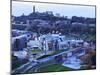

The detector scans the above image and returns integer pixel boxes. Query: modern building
[12,34,28,51]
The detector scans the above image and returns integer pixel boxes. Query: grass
[31,49,42,54]
[80,34,96,42]
[37,55,52,59]
[12,56,28,70]
[37,64,72,72]
[51,50,66,55]
[37,50,67,60]
[31,49,64,54]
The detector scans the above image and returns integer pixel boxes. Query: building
[12,34,28,51]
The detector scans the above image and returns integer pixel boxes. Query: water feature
[62,56,82,69]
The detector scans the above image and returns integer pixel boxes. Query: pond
[62,56,82,69]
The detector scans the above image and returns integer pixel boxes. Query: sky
[12,1,96,18]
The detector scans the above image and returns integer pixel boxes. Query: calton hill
[12,10,96,42]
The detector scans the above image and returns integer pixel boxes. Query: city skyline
[12,1,96,18]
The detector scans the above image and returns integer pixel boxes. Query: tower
[33,6,35,13]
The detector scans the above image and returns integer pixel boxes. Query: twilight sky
[12,1,96,18]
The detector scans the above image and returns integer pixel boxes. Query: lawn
[12,56,28,70]
[51,50,66,55]
[37,50,67,60]
[31,49,42,54]
[37,55,52,60]
[37,64,72,72]
[80,34,96,42]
